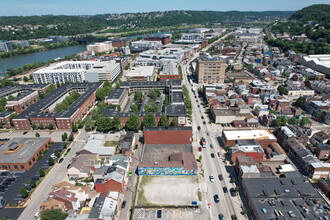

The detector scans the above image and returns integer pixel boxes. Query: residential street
[17,130,88,220]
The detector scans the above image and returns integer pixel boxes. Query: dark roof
[121,79,181,88]
[236,139,260,146]
[88,197,105,219]
[0,84,48,98]
[107,88,125,100]
[102,108,163,118]
[15,83,102,120]
[165,104,187,116]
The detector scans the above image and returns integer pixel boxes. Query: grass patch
[104,141,118,146]
[137,176,159,206]
[198,191,202,201]
[0,129,11,133]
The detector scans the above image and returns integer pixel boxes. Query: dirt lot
[143,144,192,162]
[137,176,198,206]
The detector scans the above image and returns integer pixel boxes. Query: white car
[209,174,214,182]
[34,211,40,219]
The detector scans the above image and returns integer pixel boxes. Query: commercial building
[130,40,162,53]
[196,56,227,84]
[84,61,121,82]
[0,40,13,52]
[159,62,180,81]
[222,129,277,148]
[12,82,102,130]
[144,34,171,45]
[298,55,330,77]
[241,176,330,220]
[86,41,113,53]
[32,61,97,84]
[120,79,181,93]
[126,66,155,82]
[181,33,204,41]
[106,88,128,110]
[0,137,51,171]
[286,87,315,97]
[230,140,264,162]
[112,37,130,47]
[144,127,192,145]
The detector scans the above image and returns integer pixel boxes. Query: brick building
[222,129,277,148]
[144,35,170,45]
[159,63,180,81]
[12,83,101,130]
[0,137,51,171]
[112,38,130,47]
[230,140,264,163]
[144,127,192,145]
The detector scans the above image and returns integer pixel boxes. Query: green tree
[20,187,28,198]
[23,76,28,82]
[277,85,287,95]
[55,150,60,158]
[77,119,84,129]
[68,133,74,141]
[288,117,298,125]
[159,114,169,126]
[41,208,68,220]
[48,157,54,166]
[300,117,311,127]
[39,168,45,177]
[126,113,140,131]
[275,116,287,126]
[142,113,156,127]
[61,132,67,141]
[39,123,43,129]
[48,123,53,130]
[30,179,36,188]
[199,155,202,162]
[35,132,40,137]
[134,90,143,102]
[172,117,179,127]
[131,103,138,112]
[9,113,17,126]
[72,124,78,132]
[296,96,304,107]
[96,116,111,132]
[85,116,96,131]
[111,116,121,131]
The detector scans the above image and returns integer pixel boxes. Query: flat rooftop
[144,126,192,131]
[126,66,155,78]
[107,88,125,100]
[0,137,50,164]
[223,129,276,140]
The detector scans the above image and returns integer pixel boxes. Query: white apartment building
[181,33,204,40]
[85,61,121,82]
[87,41,113,53]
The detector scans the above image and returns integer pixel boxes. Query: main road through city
[181,32,246,220]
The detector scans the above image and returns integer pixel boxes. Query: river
[0,45,86,72]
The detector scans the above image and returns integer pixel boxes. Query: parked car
[223,187,228,193]
[197,126,201,131]
[209,175,214,182]
[59,158,64,163]
[231,215,237,220]
[0,196,4,209]
[66,148,71,153]
[230,188,236,197]
[23,131,28,135]
[201,116,204,119]
[218,174,223,181]
[214,194,219,203]
[34,211,40,219]
[157,210,162,218]
[203,121,206,125]
[219,214,224,220]
[121,201,126,208]
[217,152,221,157]
[0,172,9,176]
[67,164,71,169]
[210,144,214,148]
[32,177,39,182]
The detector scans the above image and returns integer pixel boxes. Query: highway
[181,32,246,220]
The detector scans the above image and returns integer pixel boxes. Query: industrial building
[196,56,227,84]
[298,55,330,77]
[0,137,52,171]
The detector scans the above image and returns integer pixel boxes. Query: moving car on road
[209,174,214,182]
[214,194,219,203]
[211,153,215,158]
[223,187,228,193]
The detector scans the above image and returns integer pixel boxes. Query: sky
[0,0,329,16]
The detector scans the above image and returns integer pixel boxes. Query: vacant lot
[137,176,198,206]
[143,144,192,162]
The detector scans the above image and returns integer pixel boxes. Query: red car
[198,147,202,152]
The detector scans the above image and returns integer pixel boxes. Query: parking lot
[0,129,73,142]
[0,142,63,219]
[133,208,195,220]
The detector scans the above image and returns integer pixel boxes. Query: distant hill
[272,4,330,43]
[0,10,294,40]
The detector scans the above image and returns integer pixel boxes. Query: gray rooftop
[0,137,50,164]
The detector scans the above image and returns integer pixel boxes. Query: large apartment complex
[196,56,227,84]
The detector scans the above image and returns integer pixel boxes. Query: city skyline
[0,0,329,16]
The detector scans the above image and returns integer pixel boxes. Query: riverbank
[0,41,79,59]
